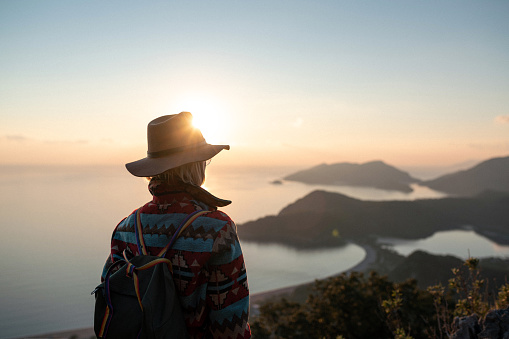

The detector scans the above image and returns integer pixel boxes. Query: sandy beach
[22,244,375,339]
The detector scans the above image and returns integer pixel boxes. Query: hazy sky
[1,0,508,168]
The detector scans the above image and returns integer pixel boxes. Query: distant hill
[387,250,509,290]
[422,156,509,196]
[238,190,509,248]
[283,161,420,192]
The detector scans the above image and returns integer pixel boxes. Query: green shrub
[251,258,509,339]
[252,272,435,338]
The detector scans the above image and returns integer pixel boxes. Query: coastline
[22,244,375,339]
[250,243,376,306]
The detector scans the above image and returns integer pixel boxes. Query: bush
[251,258,509,339]
[252,272,435,338]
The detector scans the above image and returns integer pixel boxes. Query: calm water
[0,164,505,338]
[380,229,509,259]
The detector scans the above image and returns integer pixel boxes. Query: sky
[1,0,509,170]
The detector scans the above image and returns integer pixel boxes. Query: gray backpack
[93,209,208,338]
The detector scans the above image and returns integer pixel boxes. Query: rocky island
[283,160,421,192]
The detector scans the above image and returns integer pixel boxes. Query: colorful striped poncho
[102,179,251,338]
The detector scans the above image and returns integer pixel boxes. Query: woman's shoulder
[115,203,235,234]
[203,209,234,223]
[193,209,236,234]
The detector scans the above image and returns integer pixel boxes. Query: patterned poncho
[102,179,251,338]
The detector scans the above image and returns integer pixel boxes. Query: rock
[478,306,509,339]
[450,307,509,339]
[451,314,480,339]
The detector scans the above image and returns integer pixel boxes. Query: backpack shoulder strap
[158,210,209,258]
[134,208,148,255]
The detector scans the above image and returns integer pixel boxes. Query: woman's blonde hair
[150,161,206,186]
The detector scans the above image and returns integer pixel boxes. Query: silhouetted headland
[421,155,509,196]
[283,160,421,192]
[238,190,509,248]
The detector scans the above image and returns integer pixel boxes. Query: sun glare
[172,95,230,145]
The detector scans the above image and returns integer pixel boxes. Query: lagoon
[379,229,509,259]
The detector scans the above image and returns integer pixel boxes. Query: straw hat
[125,112,229,177]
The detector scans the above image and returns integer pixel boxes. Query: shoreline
[250,243,376,306]
[22,244,376,339]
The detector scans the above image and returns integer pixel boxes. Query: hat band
[147,141,207,158]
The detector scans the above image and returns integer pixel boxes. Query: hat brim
[125,144,229,177]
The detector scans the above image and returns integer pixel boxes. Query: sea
[1,164,508,339]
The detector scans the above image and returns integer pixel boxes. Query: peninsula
[238,190,509,248]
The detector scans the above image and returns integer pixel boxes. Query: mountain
[237,190,509,248]
[422,156,509,196]
[283,161,421,193]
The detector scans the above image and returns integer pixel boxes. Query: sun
[172,95,230,145]
[192,110,224,144]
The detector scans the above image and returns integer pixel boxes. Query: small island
[283,160,421,193]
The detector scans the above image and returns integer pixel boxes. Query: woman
[101,112,251,338]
